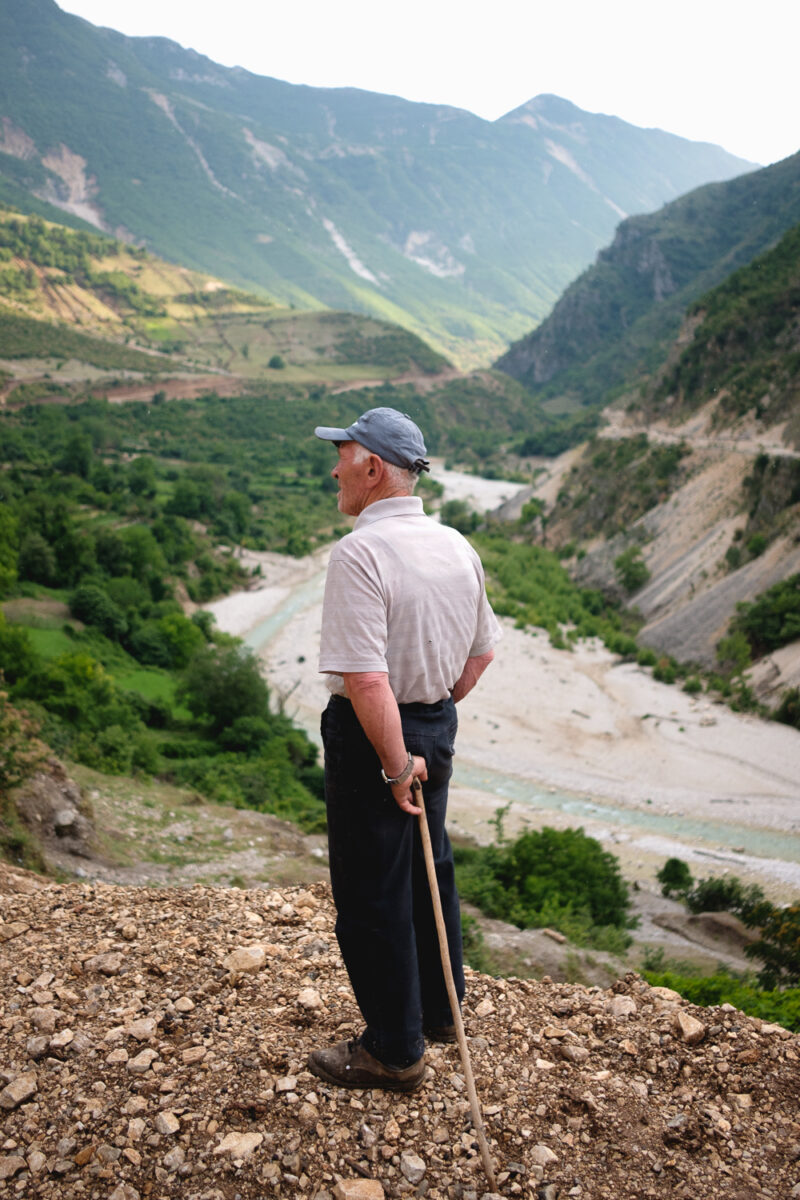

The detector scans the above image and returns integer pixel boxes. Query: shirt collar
[353,495,424,530]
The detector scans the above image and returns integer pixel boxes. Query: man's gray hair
[352,442,419,493]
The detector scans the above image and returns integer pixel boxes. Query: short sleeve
[318,550,390,675]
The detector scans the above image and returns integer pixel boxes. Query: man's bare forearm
[343,671,407,776]
[451,649,495,703]
[342,671,427,815]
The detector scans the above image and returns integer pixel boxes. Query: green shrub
[684,875,765,916]
[454,820,632,945]
[177,643,270,735]
[614,546,651,593]
[657,857,694,898]
[775,687,800,730]
[653,656,677,684]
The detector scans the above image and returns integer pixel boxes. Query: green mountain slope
[650,222,800,437]
[0,0,753,367]
[494,151,800,425]
[0,208,450,392]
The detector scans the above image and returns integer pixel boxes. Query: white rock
[27,1150,47,1174]
[213,1131,263,1159]
[108,1187,140,1200]
[400,1151,426,1184]
[608,995,637,1019]
[0,1072,38,1110]
[127,1118,146,1141]
[297,987,323,1010]
[650,986,683,1004]
[127,1048,159,1074]
[126,1017,158,1041]
[222,945,267,974]
[530,1144,558,1166]
[333,1181,385,1199]
[85,951,123,976]
[155,1111,180,1135]
[163,1145,185,1171]
[475,998,495,1018]
[673,1010,705,1045]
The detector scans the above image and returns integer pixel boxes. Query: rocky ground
[1,866,799,1200]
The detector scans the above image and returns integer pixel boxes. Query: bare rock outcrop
[9,758,95,866]
[1,878,798,1198]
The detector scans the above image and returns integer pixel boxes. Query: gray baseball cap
[315,406,430,473]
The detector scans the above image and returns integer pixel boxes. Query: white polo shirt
[319,496,501,704]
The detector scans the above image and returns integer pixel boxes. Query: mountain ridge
[0,0,754,365]
[494,150,800,416]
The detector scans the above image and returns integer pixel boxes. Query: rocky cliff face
[1,874,798,1198]
[495,152,800,403]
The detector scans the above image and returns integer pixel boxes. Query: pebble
[213,1131,264,1159]
[400,1151,426,1183]
[0,1155,26,1180]
[181,1045,206,1064]
[608,995,637,1019]
[673,1010,706,1045]
[85,951,124,975]
[126,1016,158,1040]
[0,1072,38,1110]
[127,1048,159,1074]
[333,1182,385,1199]
[222,944,267,973]
[155,1110,180,1135]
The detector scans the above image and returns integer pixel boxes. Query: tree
[0,507,18,594]
[17,533,56,585]
[70,584,128,640]
[178,643,271,734]
[657,857,694,898]
[128,456,158,498]
[60,432,93,479]
[684,875,764,916]
[743,899,800,988]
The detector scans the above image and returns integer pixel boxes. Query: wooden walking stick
[413,777,498,1193]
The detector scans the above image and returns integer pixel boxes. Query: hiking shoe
[308,1039,425,1092]
[424,1023,457,1044]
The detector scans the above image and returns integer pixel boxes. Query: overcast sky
[57,0,799,167]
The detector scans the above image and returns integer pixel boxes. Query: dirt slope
[1,873,799,1199]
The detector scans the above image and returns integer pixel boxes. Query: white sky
[56,0,800,167]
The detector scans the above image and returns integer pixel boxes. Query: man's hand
[390,755,428,815]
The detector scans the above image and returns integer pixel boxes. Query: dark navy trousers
[321,693,465,1068]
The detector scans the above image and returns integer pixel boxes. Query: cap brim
[314,425,352,442]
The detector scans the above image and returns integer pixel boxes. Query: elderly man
[309,406,500,1092]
